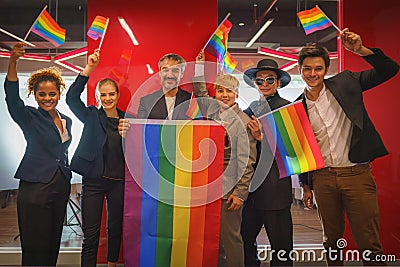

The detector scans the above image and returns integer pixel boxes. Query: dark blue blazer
[137,87,191,119]
[299,48,399,187]
[4,79,72,183]
[66,75,125,179]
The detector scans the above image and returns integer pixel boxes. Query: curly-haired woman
[4,42,72,266]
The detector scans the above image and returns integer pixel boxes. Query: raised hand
[11,42,25,61]
[196,49,205,64]
[81,49,100,76]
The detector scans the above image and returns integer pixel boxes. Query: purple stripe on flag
[124,123,144,266]
[259,115,287,178]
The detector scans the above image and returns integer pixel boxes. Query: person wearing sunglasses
[241,59,294,266]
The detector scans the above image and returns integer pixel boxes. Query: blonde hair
[27,67,65,96]
[214,74,239,92]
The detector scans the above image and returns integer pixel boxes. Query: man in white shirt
[299,28,399,265]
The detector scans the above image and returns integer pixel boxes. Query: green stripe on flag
[273,111,301,173]
[156,125,176,267]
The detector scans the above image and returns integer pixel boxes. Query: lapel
[154,89,168,119]
[324,78,363,130]
[172,87,183,120]
[38,107,62,138]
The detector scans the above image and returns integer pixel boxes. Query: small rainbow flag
[205,18,238,74]
[297,6,333,35]
[123,120,225,267]
[31,9,66,47]
[87,15,108,40]
[186,93,203,120]
[258,101,324,178]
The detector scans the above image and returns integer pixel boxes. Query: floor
[0,188,324,266]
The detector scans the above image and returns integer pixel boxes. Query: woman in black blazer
[66,49,125,267]
[4,42,72,266]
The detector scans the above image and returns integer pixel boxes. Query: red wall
[87,0,217,263]
[342,0,400,255]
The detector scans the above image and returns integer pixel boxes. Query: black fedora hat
[243,59,291,88]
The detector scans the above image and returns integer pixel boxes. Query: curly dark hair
[26,67,65,96]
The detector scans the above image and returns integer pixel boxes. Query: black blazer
[66,75,125,179]
[137,87,191,119]
[244,94,293,210]
[4,79,72,183]
[300,48,399,187]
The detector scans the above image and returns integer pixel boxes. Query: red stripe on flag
[293,103,324,169]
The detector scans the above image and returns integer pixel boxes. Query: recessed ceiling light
[238,22,245,26]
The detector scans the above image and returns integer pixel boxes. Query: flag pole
[316,5,341,33]
[24,5,48,40]
[98,18,110,50]
[0,28,36,47]
[201,12,231,50]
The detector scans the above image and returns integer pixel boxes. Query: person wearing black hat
[241,59,294,266]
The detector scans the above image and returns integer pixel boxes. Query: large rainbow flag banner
[123,119,225,267]
[31,9,66,47]
[258,101,324,178]
[297,6,333,35]
[87,15,108,40]
[205,18,238,74]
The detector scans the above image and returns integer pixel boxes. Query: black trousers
[241,205,293,267]
[17,168,70,266]
[81,178,124,267]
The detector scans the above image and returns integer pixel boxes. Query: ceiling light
[238,22,245,26]
[258,47,298,61]
[54,47,87,62]
[54,60,83,73]
[245,18,274,48]
[118,17,139,46]
[0,51,51,61]
[146,64,154,74]
[280,61,298,71]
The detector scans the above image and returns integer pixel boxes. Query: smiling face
[299,57,328,91]
[34,81,60,112]
[254,70,280,98]
[159,59,184,91]
[99,81,120,111]
[215,86,237,109]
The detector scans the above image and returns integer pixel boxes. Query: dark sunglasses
[255,77,277,85]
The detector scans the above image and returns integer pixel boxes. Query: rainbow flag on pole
[297,6,333,35]
[259,101,324,178]
[31,9,66,47]
[87,15,108,40]
[205,17,238,74]
[123,120,225,267]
